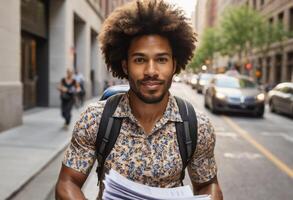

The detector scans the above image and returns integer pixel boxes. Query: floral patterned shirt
[63,93,217,198]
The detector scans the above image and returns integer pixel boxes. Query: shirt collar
[112,93,183,123]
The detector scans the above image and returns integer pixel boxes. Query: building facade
[193,0,208,42]
[248,0,293,85]
[213,0,293,84]
[0,0,130,132]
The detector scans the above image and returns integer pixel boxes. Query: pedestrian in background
[74,69,86,107]
[58,68,79,130]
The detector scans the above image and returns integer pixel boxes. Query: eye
[134,57,145,64]
[157,57,168,64]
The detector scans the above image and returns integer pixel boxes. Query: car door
[279,87,293,114]
[271,87,283,111]
[278,87,292,113]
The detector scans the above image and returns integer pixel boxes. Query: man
[55,1,223,199]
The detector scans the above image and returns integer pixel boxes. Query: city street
[10,82,293,200]
[1,0,293,200]
[171,82,293,200]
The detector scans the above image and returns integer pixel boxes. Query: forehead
[128,35,172,55]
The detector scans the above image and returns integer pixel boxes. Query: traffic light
[245,63,252,70]
[255,69,262,79]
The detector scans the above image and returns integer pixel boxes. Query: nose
[144,59,157,77]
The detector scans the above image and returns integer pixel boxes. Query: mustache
[138,77,165,84]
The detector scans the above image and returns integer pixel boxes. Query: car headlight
[191,79,197,85]
[199,80,206,85]
[216,92,226,99]
[256,93,265,101]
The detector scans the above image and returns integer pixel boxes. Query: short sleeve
[62,102,105,175]
[187,112,217,184]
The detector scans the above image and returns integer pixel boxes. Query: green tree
[188,27,220,71]
[219,5,263,67]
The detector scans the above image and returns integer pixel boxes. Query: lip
[141,81,162,89]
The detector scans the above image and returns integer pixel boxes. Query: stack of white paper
[103,169,211,200]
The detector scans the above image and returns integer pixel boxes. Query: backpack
[95,93,198,185]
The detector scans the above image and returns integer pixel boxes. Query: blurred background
[0,0,292,200]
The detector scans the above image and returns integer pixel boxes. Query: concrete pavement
[0,103,90,200]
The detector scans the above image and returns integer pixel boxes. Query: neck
[128,91,169,124]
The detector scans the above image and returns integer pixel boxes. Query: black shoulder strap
[95,93,123,184]
[174,96,197,184]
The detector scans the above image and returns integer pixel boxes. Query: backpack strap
[95,93,124,185]
[174,96,197,185]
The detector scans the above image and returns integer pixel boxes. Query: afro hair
[98,0,197,79]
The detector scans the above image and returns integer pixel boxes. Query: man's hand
[55,165,88,200]
[192,177,223,200]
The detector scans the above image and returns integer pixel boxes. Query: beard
[128,75,173,104]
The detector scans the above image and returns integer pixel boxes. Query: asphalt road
[12,82,293,200]
[170,82,293,200]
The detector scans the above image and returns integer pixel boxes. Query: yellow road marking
[223,116,293,179]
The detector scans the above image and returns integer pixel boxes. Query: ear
[172,59,177,75]
[122,60,128,75]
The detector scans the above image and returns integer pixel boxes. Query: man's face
[123,35,176,104]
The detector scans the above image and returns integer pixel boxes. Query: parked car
[268,82,293,117]
[196,73,214,93]
[204,74,265,117]
[100,84,129,100]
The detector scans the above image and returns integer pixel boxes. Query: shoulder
[74,100,106,138]
[78,100,106,124]
[196,111,214,132]
[195,111,216,153]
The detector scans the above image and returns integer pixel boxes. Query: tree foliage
[188,27,220,70]
[188,5,292,71]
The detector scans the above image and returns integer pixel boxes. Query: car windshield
[216,77,256,88]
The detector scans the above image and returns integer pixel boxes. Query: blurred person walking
[58,68,79,129]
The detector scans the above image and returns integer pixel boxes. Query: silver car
[268,82,293,117]
[196,73,214,94]
[204,74,265,117]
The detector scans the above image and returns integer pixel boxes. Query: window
[260,0,264,6]
[269,17,274,26]
[287,52,293,81]
[280,87,293,94]
[278,12,284,25]
[253,0,257,9]
[290,7,293,32]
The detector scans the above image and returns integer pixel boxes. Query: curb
[5,140,70,200]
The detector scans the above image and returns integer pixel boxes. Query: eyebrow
[130,52,172,57]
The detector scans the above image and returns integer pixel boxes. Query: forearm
[55,181,86,200]
[198,182,223,200]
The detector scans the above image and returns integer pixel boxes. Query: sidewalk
[0,101,93,200]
